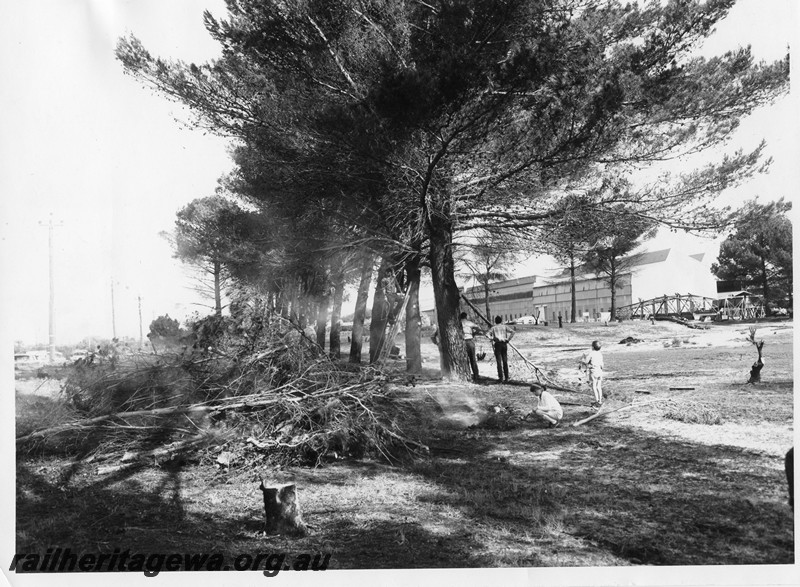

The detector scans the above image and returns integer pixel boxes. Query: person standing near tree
[487,315,515,382]
[460,312,481,381]
[580,340,605,409]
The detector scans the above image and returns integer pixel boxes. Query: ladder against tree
[377,288,413,366]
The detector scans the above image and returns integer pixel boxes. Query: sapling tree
[458,232,520,322]
[172,196,257,316]
[581,209,657,317]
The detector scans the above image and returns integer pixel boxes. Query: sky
[0,0,797,347]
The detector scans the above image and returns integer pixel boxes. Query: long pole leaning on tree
[459,292,581,393]
[111,279,117,339]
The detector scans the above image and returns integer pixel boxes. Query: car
[14,350,67,369]
[70,349,89,362]
[516,315,537,325]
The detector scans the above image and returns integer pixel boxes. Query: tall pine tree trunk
[278,280,290,319]
[315,295,328,350]
[369,258,390,364]
[404,255,422,374]
[213,260,222,316]
[428,218,470,381]
[329,271,345,359]
[483,280,491,322]
[266,290,275,318]
[288,279,300,325]
[349,253,373,364]
[609,262,618,317]
[569,255,577,323]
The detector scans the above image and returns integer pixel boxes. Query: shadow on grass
[15,457,493,570]
[15,406,794,569]
[409,420,794,566]
[15,424,794,570]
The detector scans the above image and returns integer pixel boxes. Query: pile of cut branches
[17,315,425,468]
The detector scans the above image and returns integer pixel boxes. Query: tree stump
[747,341,764,384]
[259,481,308,536]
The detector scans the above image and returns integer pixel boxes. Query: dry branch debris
[571,399,675,427]
[18,316,424,467]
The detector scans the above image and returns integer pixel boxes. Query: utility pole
[138,295,144,349]
[111,279,117,339]
[39,214,62,363]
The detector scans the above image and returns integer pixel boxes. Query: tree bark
[748,341,764,383]
[298,285,311,329]
[278,279,290,320]
[483,279,491,322]
[266,290,274,319]
[609,260,618,317]
[213,260,222,316]
[428,218,470,381]
[349,253,373,363]
[315,295,329,350]
[288,279,300,325]
[329,271,345,359]
[369,258,390,363]
[569,255,577,323]
[404,255,422,374]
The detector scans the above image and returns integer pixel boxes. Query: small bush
[663,406,722,425]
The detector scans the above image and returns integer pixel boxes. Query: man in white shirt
[487,316,515,382]
[530,382,563,428]
[459,312,481,381]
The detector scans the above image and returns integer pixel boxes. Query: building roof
[463,274,538,296]
[633,249,671,266]
[719,290,757,298]
[549,248,671,279]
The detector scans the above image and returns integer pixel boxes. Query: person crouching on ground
[487,315,514,383]
[580,340,605,409]
[530,382,563,428]
[459,312,481,381]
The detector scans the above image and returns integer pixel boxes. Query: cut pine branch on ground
[17,317,426,467]
[571,399,676,427]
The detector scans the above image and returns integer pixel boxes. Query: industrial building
[460,247,719,323]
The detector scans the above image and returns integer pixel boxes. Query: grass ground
[14,319,794,575]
